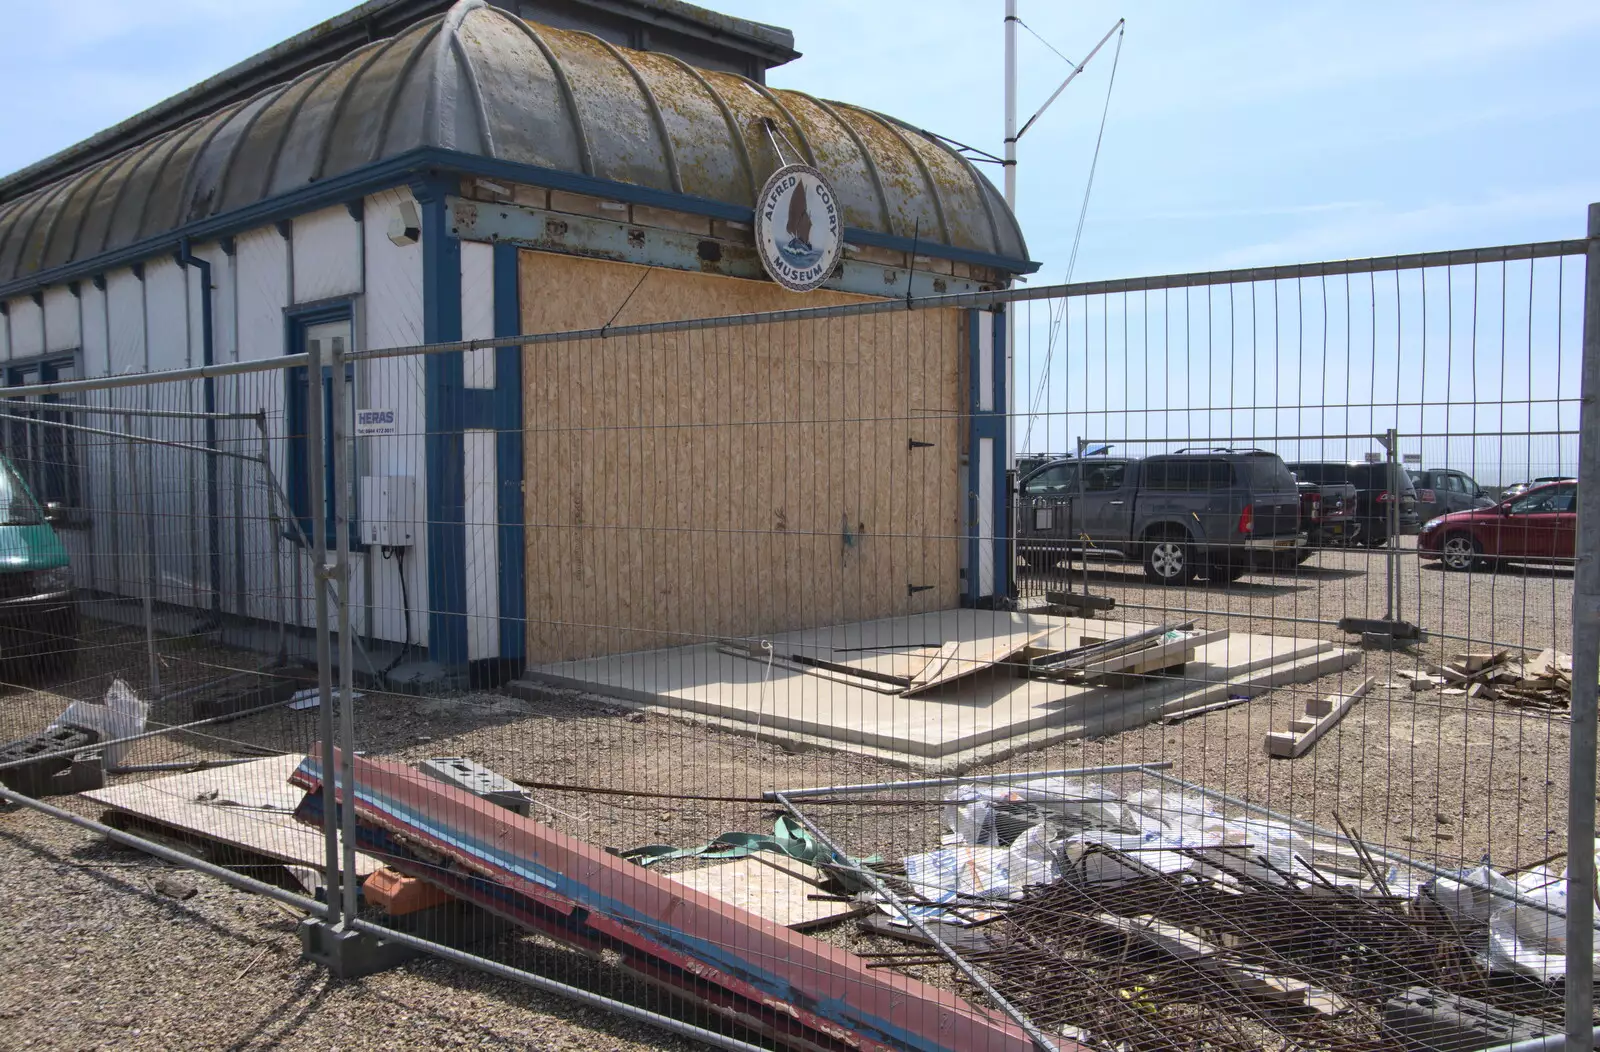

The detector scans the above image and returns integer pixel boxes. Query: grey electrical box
[418,757,532,816]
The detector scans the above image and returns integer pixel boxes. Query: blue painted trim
[284,300,361,549]
[493,240,526,662]
[964,309,982,605]
[990,308,1010,598]
[418,176,468,666]
[961,308,1009,603]
[0,146,1036,301]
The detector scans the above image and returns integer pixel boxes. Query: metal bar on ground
[1138,766,1600,926]
[772,791,1058,1052]
[767,761,1173,801]
[0,782,775,1052]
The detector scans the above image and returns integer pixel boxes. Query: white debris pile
[885,774,1587,982]
[1424,861,1595,980]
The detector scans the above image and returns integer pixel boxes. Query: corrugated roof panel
[470,16,593,176]
[782,92,892,237]
[633,50,752,202]
[321,23,439,176]
[0,0,1028,288]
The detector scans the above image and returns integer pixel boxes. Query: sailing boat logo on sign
[755,164,842,292]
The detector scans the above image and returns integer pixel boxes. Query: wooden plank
[715,646,905,695]
[907,641,960,688]
[901,632,1050,697]
[82,754,379,876]
[1265,676,1376,759]
[663,855,860,931]
[1079,629,1229,676]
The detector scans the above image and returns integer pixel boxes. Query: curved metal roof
[0,0,1027,287]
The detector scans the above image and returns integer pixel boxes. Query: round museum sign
[754,164,842,293]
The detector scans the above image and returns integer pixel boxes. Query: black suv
[1285,461,1421,546]
[1015,450,1304,584]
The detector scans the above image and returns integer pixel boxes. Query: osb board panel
[662,855,854,930]
[521,252,964,663]
[83,755,379,876]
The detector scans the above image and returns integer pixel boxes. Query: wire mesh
[0,229,1592,1052]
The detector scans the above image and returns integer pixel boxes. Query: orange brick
[363,866,450,915]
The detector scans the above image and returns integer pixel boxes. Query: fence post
[329,334,360,926]
[1387,428,1401,621]
[123,413,158,692]
[305,336,341,929]
[1568,204,1600,1048]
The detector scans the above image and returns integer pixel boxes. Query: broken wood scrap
[1264,676,1375,758]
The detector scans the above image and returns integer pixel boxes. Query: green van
[0,452,76,676]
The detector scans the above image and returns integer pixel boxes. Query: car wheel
[1295,547,1315,565]
[1439,533,1481,572]
[1143,532,1197,585]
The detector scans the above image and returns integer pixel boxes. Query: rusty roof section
[0,0,1027,286]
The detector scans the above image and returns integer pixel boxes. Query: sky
[0,0,1593,479]
[2,0,1596,281]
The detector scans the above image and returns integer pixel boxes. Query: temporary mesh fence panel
[0,227,1594,1052]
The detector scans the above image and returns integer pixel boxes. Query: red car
[1418,480,1578,571]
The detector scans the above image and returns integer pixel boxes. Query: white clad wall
[75,280,111,593]
[3,187,436,657]
[9,296,43,357]
[292,206,362,303]
[460,240,495,389]
[361,188,428,647]
[235,228,287,364]
[42,287,79,353]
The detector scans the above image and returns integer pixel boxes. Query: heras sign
[754,164,842,293]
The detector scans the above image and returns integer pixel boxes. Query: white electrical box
[358,475,417,547]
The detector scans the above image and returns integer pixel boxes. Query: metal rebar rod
[766,761,1172,801]
[1137,766,1600,928]
[1564,200,1600,1049]
[771,792,1056,1051]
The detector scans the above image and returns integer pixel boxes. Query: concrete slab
[522,610,1360,767]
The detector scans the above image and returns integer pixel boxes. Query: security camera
[387,200,421,247]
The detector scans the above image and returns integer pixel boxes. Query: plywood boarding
[662,855,857,930]
[82,755,379,876]
[520,251,965,663]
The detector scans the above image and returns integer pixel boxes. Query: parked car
[1502,476,1573,501]
[1015,449,1304,585]
[1408,468,1493,523]
[1419,480,1578,571]
[1284,461,1421,546]
[0,452,77,676]
[1292,476,1359,560]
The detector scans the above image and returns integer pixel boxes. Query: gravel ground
[0,546,1580,1049]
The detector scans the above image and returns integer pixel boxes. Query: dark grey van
[1015,451,1304,584]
